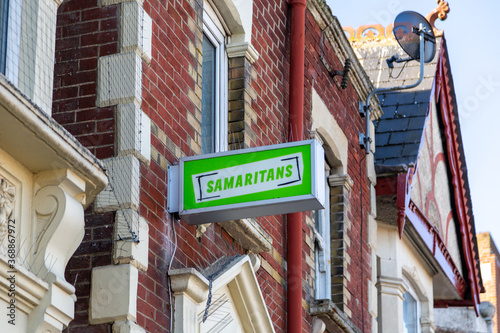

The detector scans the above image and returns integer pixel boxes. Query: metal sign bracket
[167,165,179,213]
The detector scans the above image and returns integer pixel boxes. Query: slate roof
[352,37,441,166]
[374,90,431,165]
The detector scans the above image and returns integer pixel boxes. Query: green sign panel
[168,140,325,225]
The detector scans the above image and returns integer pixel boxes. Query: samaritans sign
[168,140,325,225]
[192,153,303,203]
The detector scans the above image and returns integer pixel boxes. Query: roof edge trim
[435,36,482,315]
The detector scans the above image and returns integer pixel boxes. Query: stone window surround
[200,0,260,154]
[314,157,355,303]
[209,0,258,64]
[401,267,433,333]
[310,89,353,314]
[310,90,364,330]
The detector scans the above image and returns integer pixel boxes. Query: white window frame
[314,168,331,300]
[402,282,422,333]
[202,5,228,153]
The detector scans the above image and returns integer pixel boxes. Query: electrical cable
[167,214,178,333]
[389,60,409,79]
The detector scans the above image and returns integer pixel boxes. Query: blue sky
[326,0,500,244]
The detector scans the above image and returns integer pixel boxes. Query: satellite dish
[360,11,438,156]
[393,11,436,63]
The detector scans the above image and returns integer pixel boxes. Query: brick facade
[227,56,258,150]
[53,0,118,160]
[54,0,372,332]
[478,232,500,333]
[303,8,371,328]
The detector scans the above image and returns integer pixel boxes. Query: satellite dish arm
[359,24,426,153]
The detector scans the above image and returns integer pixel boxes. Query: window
[315,169,331,300]
[0,0,20,84]
[0,0,7,74]
[403,288,421,333]
[201,5,228,154]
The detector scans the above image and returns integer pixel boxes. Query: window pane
[314,172,331,300]
[0,0,8,74]
[403,291,418,333]
[314,209,321,234]
[201,34,216,154]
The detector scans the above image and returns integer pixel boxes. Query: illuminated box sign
[167,140,325,225]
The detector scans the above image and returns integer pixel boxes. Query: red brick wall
[139,0,252,330]
[250,0,290,146]
[303,8,371,331]
[54,0,371,332]
[140,0,294,331]
[53,0,118,160]
[140,0,198,328]
[241,0,290,331]
[478,233,500,333]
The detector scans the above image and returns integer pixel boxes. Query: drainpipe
[288,0,306,332]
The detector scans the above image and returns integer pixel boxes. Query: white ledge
[226,41,259,64]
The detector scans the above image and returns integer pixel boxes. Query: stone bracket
[219,218,272,253]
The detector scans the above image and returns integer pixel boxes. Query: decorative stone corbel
[226,41,259,64]
[310,130,324,145]
[33,170,86,284]
[27,170,87,332]
[328,174,354,192]
[219,218,272,253]
[312,317,326,333]
[34,184,84,283]
[196,223,211,238]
